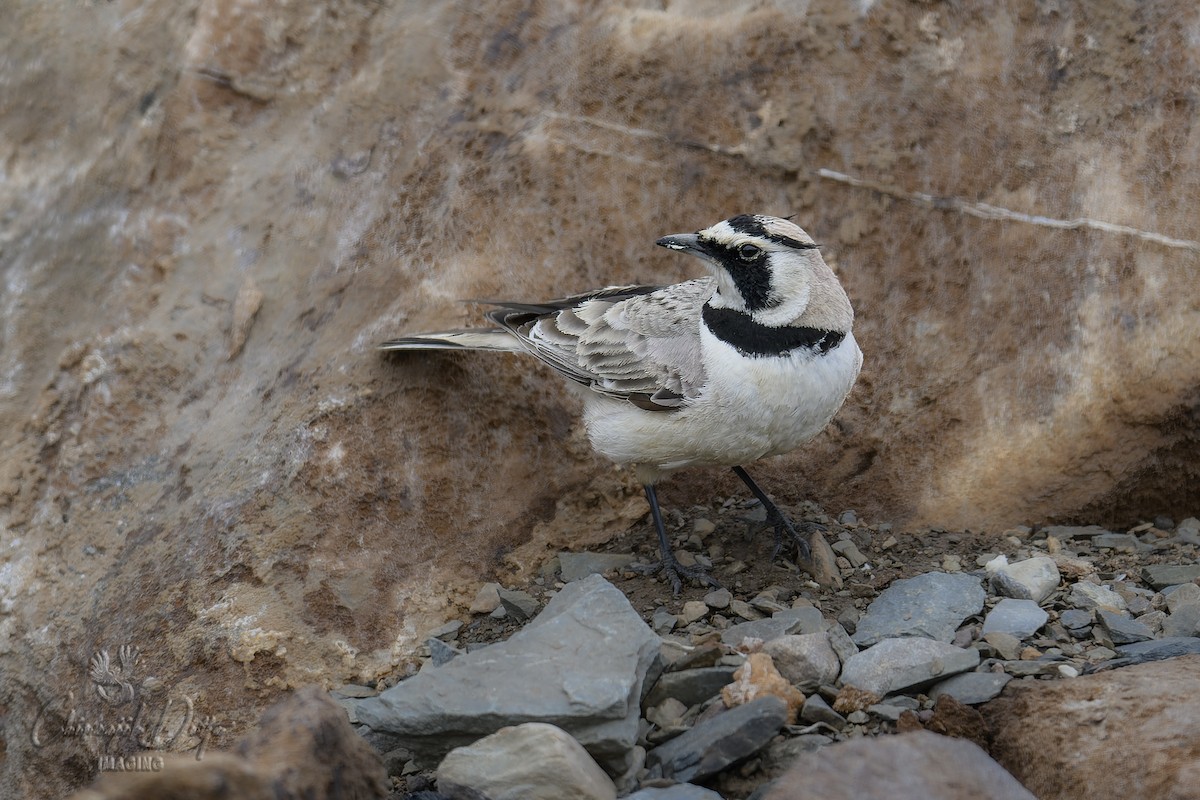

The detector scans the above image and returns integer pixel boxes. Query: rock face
[983,655,1200,800]
[3,3,1200,798]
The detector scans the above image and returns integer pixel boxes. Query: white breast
[582,327,862,482]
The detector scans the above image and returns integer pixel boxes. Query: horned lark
[380,215,862,594]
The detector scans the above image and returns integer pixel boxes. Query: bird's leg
[632,484,720,595]
[731,466,822,563]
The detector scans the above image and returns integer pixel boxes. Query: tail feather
[378,328,519,352]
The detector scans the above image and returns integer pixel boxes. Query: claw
[732,465,820,566]
[640,483,721,596]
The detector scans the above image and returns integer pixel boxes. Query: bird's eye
[737,243,761,261]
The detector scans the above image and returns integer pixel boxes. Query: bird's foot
[765,508,824,565]
[632,553,720,596]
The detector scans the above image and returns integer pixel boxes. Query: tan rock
[721,653,804,725]
[984,655,1200,800]
[69,687,386,800]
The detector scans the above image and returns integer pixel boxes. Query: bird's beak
[655,233,703,253]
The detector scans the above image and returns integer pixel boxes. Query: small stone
[1001,660,1056,677]
[983,632,1023,661]
[1096,608,1155,644]
[929,671,1012,704]
[1057,664,1079,678]
[644,666,739,709]
[470,582,503,614]
[1162,603,1200,638]
[852,572,986,647]
[990,556,1061,604]
[559,552,637,582]
[839,638,980,696]
[703,588,732,610]
[941,554,963,572]
[1141,564,1200,590]
[831,540,869,568]
[1136,610,1167,634]
[838,510,859,526]
[497,587,541,621]
[880,535,898,550]
[678,600,708,625]
[729,599,764,621]
[721,653,805,724]
[437,722,616,800]
[1059,609,1093,630]
[693,517,717,536]
[427,637,463,667]
[645,697,689,730]
[798,694,846,729]
[652,607,679,634]
[1067,582,1127,612]
[825,623,859,666]
[762,633,841,693]
[982,599,1049,639]
[1165,583,1200,613]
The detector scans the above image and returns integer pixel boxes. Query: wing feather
[483,280,713,411]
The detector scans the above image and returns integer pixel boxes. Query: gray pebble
[839,638,980,696]
[1096,608,1155,644]
[1162,603,1200,638]
[852,572,985,647]
[929,671,1012,704]
[982,599,1048,638]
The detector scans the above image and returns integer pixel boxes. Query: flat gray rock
[721,606,825,647]
[1114,637,1200,665]
[436,722,616,800]
[1096,609,1155,644]
[982,599,1049,638]
[497,587,541,621]
[840,638,980,696]
[356,575,660,772]
[559,551,637,582]
[1142,564,1200,590]
[644,666,738,709]
[852,572,985,647]
[645,696,788,784]
[1066,582,1126,611]
[929,671,1012,704]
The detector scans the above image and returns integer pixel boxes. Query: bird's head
[656,214,853,332]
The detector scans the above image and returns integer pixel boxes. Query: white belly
[583,329,862,482]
